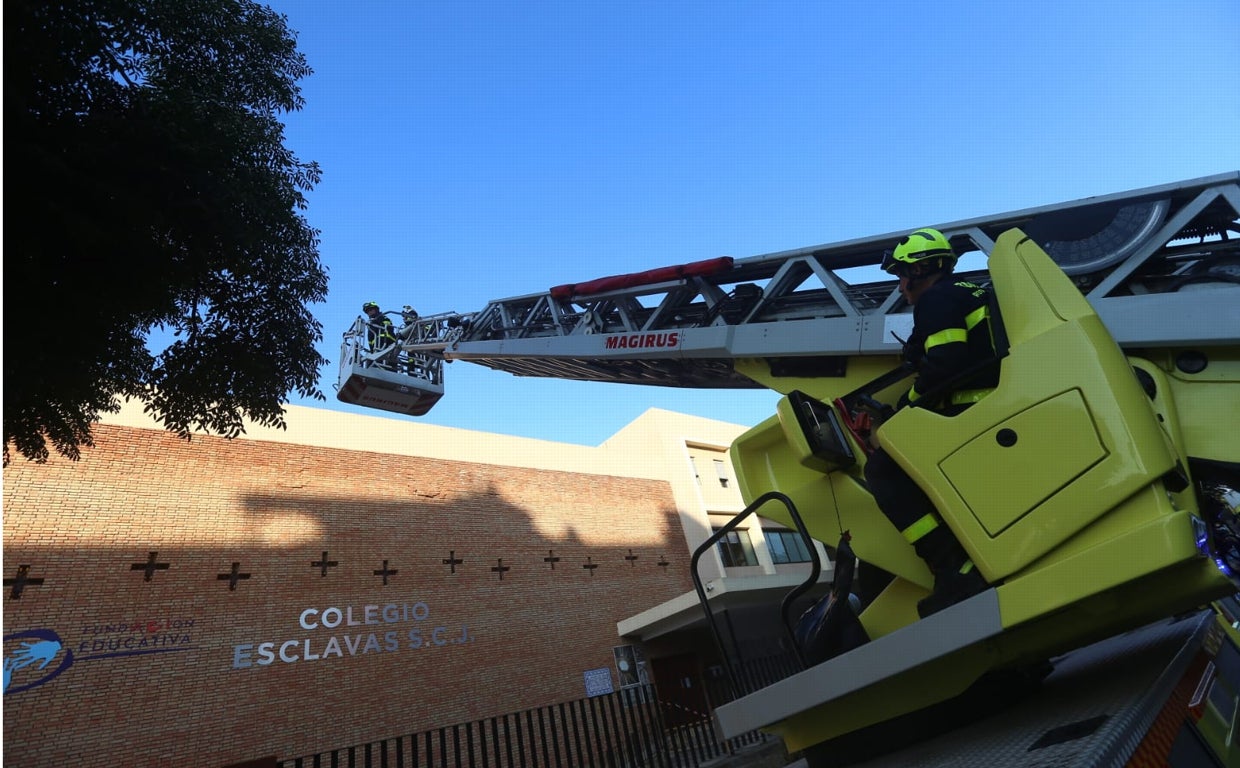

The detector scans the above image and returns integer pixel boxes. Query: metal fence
[279,682,771,768]
[703,648,804,706]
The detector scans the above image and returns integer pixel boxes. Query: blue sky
[264,0,1240,445]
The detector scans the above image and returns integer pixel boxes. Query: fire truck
[338,172,1240,766]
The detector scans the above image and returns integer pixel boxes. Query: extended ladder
[338,172,1240,413]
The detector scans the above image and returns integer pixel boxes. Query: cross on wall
[130,552,170,582]
[491,558,510,580]
[217,563,251,591]
[544,550,561,570]
[311,552,339,577]
[373,560,399,586]
[4,565,45,599]
[442,551,464,574]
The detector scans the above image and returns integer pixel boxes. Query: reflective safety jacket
[367,316,398,350]
[905,279,998,408]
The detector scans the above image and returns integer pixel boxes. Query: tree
[4,0,329,464]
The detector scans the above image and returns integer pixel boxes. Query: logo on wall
[3,617,197,696]
[3,629,73,695]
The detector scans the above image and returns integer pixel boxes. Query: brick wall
[2,422,693,767]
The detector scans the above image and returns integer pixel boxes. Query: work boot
[913,526,988,618]
[917,562,987,617]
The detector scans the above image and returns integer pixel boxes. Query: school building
[2,401,831,767]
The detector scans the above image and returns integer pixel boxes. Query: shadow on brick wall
[2,423,701,767]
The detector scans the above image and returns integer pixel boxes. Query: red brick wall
[3,423,693,767]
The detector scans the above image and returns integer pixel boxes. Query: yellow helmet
[882,228,956,274]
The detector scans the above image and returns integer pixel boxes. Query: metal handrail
[690,491,822,693]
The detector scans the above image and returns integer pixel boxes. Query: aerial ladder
[338,172,1240,766]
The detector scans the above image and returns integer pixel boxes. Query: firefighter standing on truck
[866,228,998,617]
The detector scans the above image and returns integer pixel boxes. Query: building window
[714,527,757,567]
[713,459,729,488]
[766,529,813,564]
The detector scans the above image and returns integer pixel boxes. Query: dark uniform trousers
[864,447,936,536]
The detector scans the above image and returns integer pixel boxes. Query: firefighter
[867,228,997,617]
[362,301,400,369]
